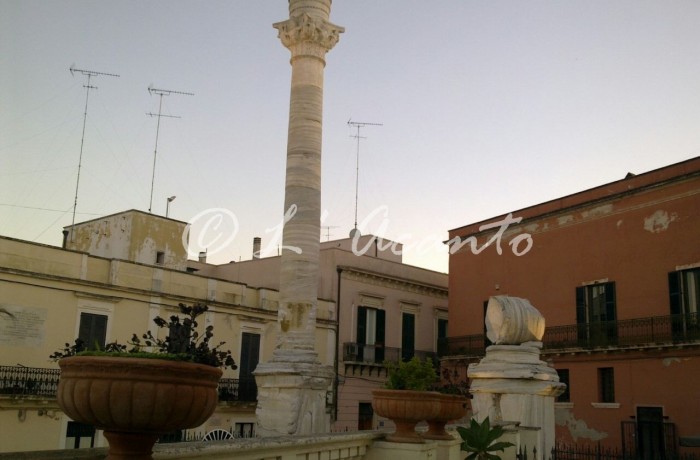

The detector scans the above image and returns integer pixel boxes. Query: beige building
[0,211,447,453]
[194,233,449,431]
[0,210,335,453]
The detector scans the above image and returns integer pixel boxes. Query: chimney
[253,237,261,260]
[198,251,207,263]
[62,230,70,249]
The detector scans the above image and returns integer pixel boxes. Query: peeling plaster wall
[66,211,188,271]
[67,213,132,261]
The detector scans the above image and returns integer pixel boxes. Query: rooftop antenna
[347,119,382,237]
[68,65,119,242]
[146,85,194,213]
[322,225,340,241]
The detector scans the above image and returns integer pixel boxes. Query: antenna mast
[347,119,382,236]
[146,85,194,213]
[68,66,119,242]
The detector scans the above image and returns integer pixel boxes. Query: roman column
[254,0,344,436]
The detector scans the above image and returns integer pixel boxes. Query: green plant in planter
[432,367,470,396]
[50,302,236,369]
[384,356,438,391]
[457,416,514,460]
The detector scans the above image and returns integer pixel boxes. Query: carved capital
[274,13,344,59]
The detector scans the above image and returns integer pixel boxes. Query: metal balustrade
[0,366,257,403]
[0,365,60,398]
[342,342,437,365]
[440,312,700,358]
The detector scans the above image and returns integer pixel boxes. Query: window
[238,332,260,401]
[576,282,617,346]
[234,422,255,438]
[669,268,700,315]
[357,306,385,363]
[401,312,415,361]
[78,312,107,351]
[669,268,700,341]
[556,369,570,403]
[66,421,95,449]
[598,367,615,403]
[156,251,165,265]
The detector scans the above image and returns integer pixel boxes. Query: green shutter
[357,307,367,344]
[669,272,681,315]
[605,282,617,321]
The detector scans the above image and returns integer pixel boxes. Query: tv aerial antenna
[146,85,194,213]
[68,65,120,242]
[322,225,340,241]
[347,119,382,237]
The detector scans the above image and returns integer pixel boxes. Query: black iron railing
[218,377,257,402]
[0,365,60,398]
[440,312,700,357]
[0,365,257,403]
[342,342,437,365]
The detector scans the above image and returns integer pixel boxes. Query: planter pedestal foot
[103,431,160,460]
[423,420,455,440]
[386,420,424,443]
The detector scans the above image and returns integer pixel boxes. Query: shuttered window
[78,313,107,351]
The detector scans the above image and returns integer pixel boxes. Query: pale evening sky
[2,1,699,273]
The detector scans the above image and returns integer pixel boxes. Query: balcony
[342,342,437,376]
[0,365,257,408]
[440,312,700,358]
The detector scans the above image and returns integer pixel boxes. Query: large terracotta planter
[57,356,222,460]
[371,389,442,443]
[423,394,470,440]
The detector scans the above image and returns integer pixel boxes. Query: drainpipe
[334,267,343,422]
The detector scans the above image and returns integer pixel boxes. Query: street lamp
[166,196,176,218]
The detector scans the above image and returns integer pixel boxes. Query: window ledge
[555,402,574,409]
[591,402,620,409]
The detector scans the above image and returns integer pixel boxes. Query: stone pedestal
[255,361,334,437]
[365,438,460,460]
[468,342,565,459]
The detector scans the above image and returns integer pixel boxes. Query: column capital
[274,13,344,59]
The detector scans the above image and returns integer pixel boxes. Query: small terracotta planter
[57,356,222,460]
[371,389,442,443]
[423,393,470,440]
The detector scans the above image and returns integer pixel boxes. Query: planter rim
[58,355,222,385]
[372,388,442,398]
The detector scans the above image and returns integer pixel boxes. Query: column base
[254,361,334,436]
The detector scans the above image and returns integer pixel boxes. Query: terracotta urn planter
[371,388,442,443]
[57,355,222,460]
[423,393,470,440]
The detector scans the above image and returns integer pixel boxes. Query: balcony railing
[0,366,257,403]
[0,365,60,398]
[342,342,437,365]
[218,377,257,402]
[440,312,700,358]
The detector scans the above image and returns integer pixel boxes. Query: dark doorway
[637,406,665,460]
[358,402,374,430]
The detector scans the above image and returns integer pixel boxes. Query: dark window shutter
[376,309,386,345]
[605,282,617,321]
[357,307,367,344]
[401,313,415,361]
[79,313,107,351]
[575,287,586,324]
[668,272,681,315]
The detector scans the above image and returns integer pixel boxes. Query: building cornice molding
[338,265,448,299]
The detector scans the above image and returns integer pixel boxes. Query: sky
[2,1,699,273]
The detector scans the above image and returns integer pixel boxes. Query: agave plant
[456,416,515,460]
